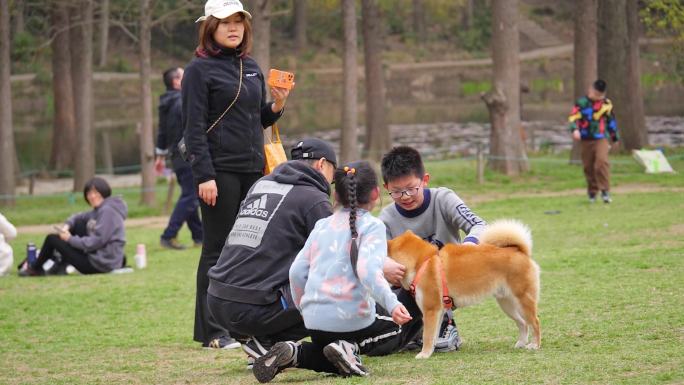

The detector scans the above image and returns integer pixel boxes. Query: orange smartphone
[267,69,295,90]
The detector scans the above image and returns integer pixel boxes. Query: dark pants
[194,171,262,345]
[298,289,424,374]
[581,138,611,195]
[33,221,100,274]
[161,157,203,242]
[207,292,309,343]
[209,287,423,373]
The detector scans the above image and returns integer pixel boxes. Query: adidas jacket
[207,161,333,305]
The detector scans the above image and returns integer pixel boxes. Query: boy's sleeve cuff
[463,236,479,244]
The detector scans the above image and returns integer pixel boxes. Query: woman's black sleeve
[182,62,216,184]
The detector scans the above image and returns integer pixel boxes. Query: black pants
[207,291,309,343]
[297,289,423,374]
[33,220,100,274]
[194,171,262,344]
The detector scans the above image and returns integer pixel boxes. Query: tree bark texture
[570,0,597,162]
[340,0,358,164]
[361,0,390,163]
[70,0,96,192]
[0,0,16,206]
[50,3,77,171]
[483,0,528,175]
[139,0,156,205]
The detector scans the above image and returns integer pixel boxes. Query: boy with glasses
[379,146,487,352]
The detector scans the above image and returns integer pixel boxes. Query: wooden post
[477,142,485,184]
[163,175,176,215]
[29,173,35,195]
[529,126,536,152]
[101,130,113,174]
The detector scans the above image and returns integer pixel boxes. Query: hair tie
[344,166,356,175]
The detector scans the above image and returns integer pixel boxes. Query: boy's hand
[383,258,406,286]
[391,304,412,325]
[572,129,581,141]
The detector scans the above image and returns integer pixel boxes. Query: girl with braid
[252,161,415,382]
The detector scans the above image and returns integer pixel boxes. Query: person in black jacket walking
[184,0,290,349]
[154,67,203,250]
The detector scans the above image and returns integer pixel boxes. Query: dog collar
[409,255,454,310]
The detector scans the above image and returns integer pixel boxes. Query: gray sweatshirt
[65,196,128,272]
[379,187,486,246]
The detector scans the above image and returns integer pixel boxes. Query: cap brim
[195,10,252,23]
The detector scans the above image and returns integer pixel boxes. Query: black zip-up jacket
[155,89,183,157]
[207,161,333,305]
[182,48,283,184]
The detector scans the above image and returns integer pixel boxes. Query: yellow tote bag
[264,124,288,175]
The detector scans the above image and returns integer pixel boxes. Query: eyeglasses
[388,184,422,199]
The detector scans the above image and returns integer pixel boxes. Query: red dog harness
[408,255,455,310]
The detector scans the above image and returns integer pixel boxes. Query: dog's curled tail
[479,219,532,257]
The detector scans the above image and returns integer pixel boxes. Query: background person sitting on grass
[18,177,128,276]
[0,212,17,276]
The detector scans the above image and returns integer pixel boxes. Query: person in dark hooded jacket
[207,139,336,361]
[154,67,203,250]
[19,177,128,276]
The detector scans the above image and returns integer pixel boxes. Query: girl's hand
[391,304,412,326]
[198,180,218,206]
[271,86,291,112]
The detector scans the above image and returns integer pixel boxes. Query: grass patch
[1,152,683,384]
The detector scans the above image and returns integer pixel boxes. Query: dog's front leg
[416,308,442,359]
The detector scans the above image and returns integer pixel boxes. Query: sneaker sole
[323,344,368,377]
[253,342,293,383]
[203,342,241,350]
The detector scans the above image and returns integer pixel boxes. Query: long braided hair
[334,161,377,277]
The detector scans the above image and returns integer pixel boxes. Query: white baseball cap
[196,0,252,23]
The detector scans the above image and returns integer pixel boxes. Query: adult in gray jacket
[19,177,128,276]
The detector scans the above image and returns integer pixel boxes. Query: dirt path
[15,183,683,235]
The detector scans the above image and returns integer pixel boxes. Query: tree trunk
[482,0,528,175]
[0,0,16,206]
[412,0,425,37]
[50,3,76,171]
[361,0,389,163]
[625,0,648,148]
[570,0,597,163]
[71,1,95,192]
[340,0,358,164]
[250,0,271,74]
[294,0,307,52]
[12,0,24,35]
[98,0,110,68]
[464,0,475,30]
[138,0,155,205]
[598,0,647,151]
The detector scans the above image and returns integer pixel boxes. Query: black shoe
[204,336,241,350]
[243,337,273,370]
[160,238,186,250]
[18,261,44,277]
[323,340,368,377]
[253,341,299,383]
[588,192,597,204]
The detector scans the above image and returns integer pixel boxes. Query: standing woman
[183,0,290,349]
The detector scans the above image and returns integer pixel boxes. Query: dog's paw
[525,343,539,350]
[415,351,433,359]
[514,341,527,349]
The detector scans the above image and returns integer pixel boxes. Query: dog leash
[408,255,455,312]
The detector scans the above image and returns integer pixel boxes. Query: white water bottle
[134,243,147,269]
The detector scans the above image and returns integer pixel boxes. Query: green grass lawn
[1,152,683,384]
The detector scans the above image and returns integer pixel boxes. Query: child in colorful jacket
[569,79,619,203]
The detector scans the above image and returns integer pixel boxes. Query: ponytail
[344,166,360,278]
